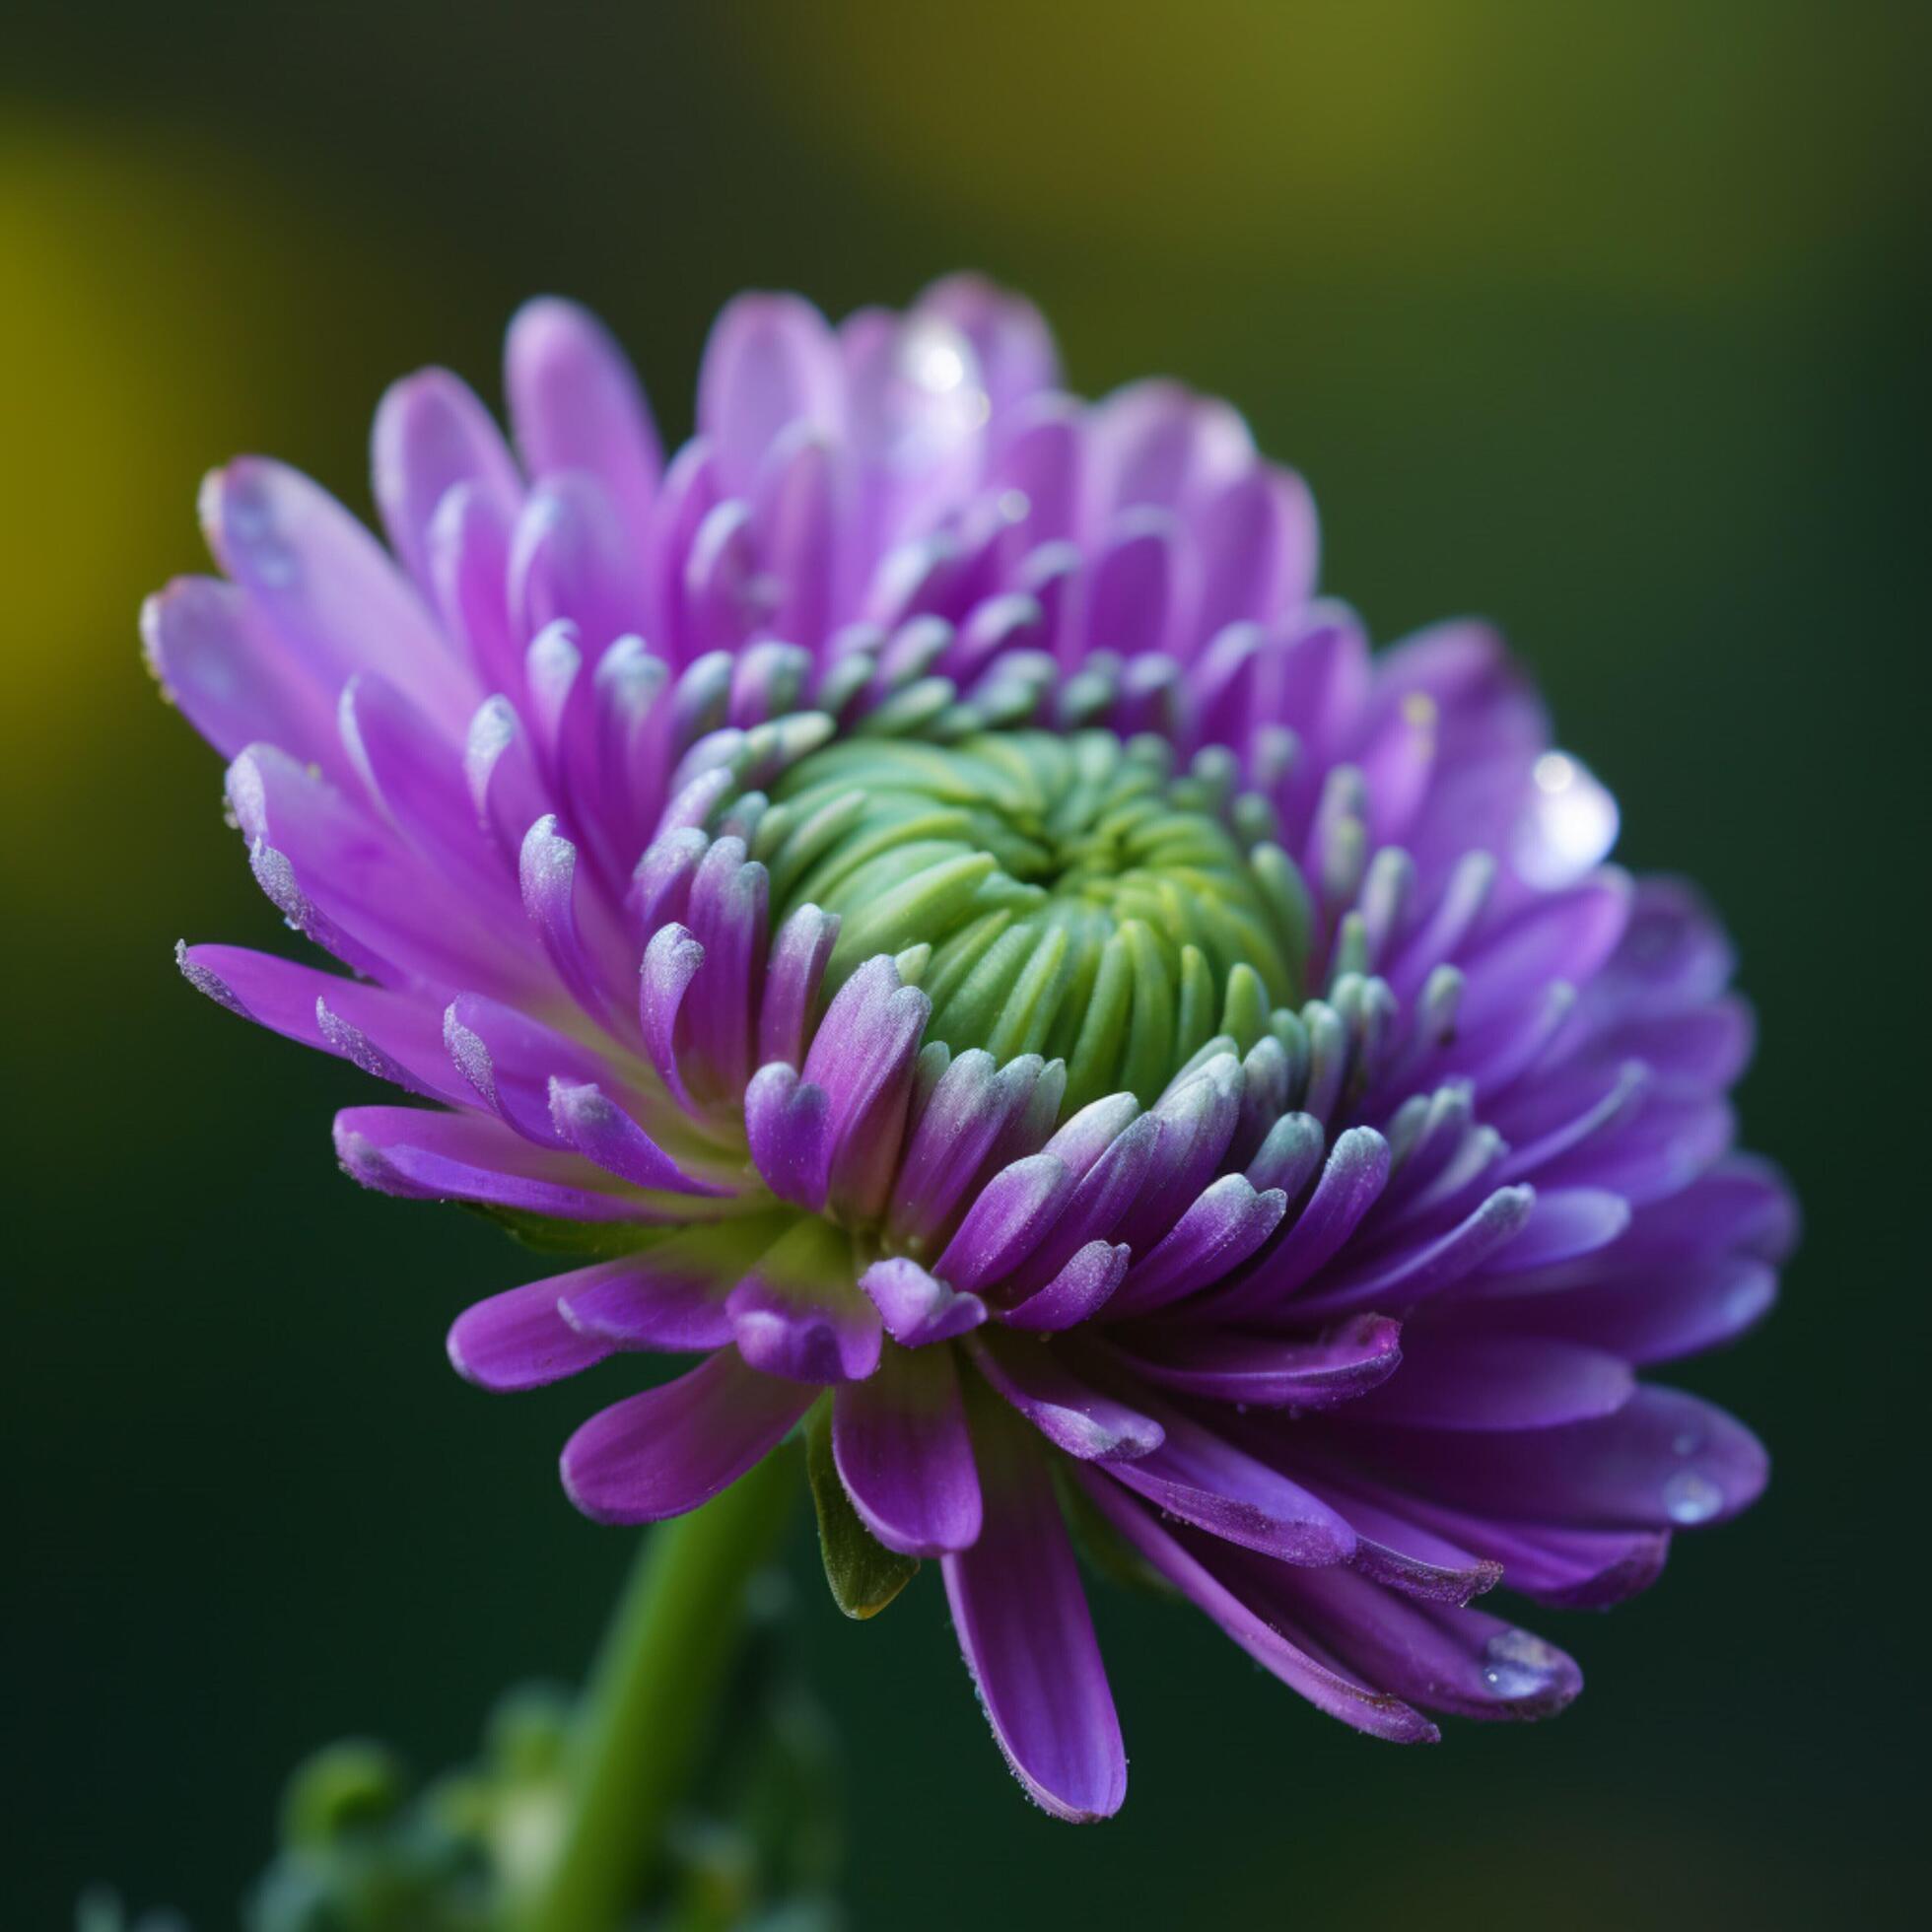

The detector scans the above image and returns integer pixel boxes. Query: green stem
[520,1449,797,1932]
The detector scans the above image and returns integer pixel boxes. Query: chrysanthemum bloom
[151,277,1789,1822]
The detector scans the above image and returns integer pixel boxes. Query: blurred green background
[4,2,1923,1925]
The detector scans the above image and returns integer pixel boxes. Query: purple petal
[1107,1176,1290,1318]
[1322,1384,1767,1530]
[505,297,661,543]
[1106,1401,1356,1564]
[561,1352,811,1524]
[1292,1185,1536,1318]
[1000,1240,1130,1332]
[833,1344,982,1556]
[1227,1554,1582,1721]
[934,1153,1073,1294]
[1458,1252,1778,1366]
[744,1064,833,1213]
[913,273,1061,414]
[557,1217,795,1351]
[448,1277,612,1391]
[889,1049,1048,1249]
[757,905,842,1070]
[1346,1334,1634,1430]
[698,293,845,495]
[1104,1314,1403,1410]
[858,1257,988,1346]
[549,1079,729,1195]
[176,943,465,1103]
[371,367,522,595]
[725,1215,881,1383]
[1485,1187,1630,1272]
[1456,870,1632,1032]
[1190,464,1317,644]
[640,924,708,1112]
[967,1331,1163,1462]
[143,578,337,774]
[943,1396,1127,1821]
[1201,1127,1390,1320]
[1075,1476,1437,1744]
[333,1105,649,1221]
[201,457,474,737]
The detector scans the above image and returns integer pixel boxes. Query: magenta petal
[725,1216,881,1383]
[371,367,522,594]
[858,1257,988,1346]
[143,577,338,774]
[943,1399,1127,1822]
[448,1278,612,1391]
[744,1063,833,1210]
[561,1352,811,1524]
[968,1331,1163,1462]
[833,1345,982,1556]
[506,296,662,542]
[177,943,465,1104]
[555,1219,794,1351]
[1226,1553,1583,1722]
[1000,1240,1130,1332]
[1076,1475,1437,1744]
[333,1106,651,1220]
[1106,1314,1403,1409]
[934,1153,1073,1293]
[1324,1385,1767,1530]
[1106,1401,1356,1565]
[1346,1334,1634,1430]
[548,1079,727,1195]
[201,457,474,737]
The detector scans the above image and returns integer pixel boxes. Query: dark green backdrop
[5,4,1923,1925]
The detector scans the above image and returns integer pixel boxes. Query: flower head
[151,277,1789,1822]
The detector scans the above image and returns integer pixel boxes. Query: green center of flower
[757,728,1306,1108]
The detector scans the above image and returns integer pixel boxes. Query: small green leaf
[467,1206,670,1259]
[1053,1464,1181,1603]
[803,1398,918,1620]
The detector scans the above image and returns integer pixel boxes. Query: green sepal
[466,1208,670,1259]
[1052,1463,1182,1603]
[802,1397,919,1620]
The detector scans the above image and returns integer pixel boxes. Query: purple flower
[150,276,1789,1822]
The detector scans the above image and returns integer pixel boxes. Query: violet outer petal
[943,1390,1127,1822]
[1344,1334,1635,1430]
[548,1079,730,1196]
[1106,1402,1356,1565]
[1102,1314,1403,1410]
[447,1278,613,1392]
[744,1063,833,1211]
[833,1344,982,1557]
[561,1353,812,1525]
[333,1106,652,1221]
[556,1217,797,1351]
[1074,1475,1438,1744]
[966,1330,1163,1463]
[1227,1554,1583,1721]
[999,1240,1130,1332]
[726,1215,881,1384]
[506,296,662,540]
[858,1257,988,1347]
[1320,1385,1767,1530]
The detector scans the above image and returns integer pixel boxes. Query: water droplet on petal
[1662,1468,1723,1524]
[1514,749,1619,887]
[1481,1627,1565,1698]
